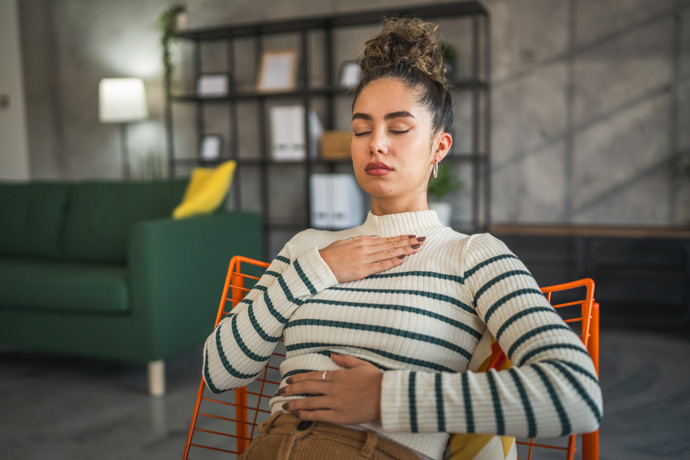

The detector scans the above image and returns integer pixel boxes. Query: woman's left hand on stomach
[279,353,383,425]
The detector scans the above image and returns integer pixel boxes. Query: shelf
[176,2,487,40]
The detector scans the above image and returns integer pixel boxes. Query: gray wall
[18,0,690,226]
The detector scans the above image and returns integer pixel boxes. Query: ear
[431,131,453,165]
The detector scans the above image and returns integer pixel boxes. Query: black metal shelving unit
[165,2,491,259]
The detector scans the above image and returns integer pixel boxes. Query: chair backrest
[183,257,600,460]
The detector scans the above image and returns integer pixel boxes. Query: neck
[370,196,430,216]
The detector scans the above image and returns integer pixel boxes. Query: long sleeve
[202,233,339,393]
[380,233,603,437]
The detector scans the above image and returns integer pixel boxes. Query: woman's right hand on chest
[318,235,426,283]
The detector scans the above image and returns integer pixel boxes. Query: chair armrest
[127,212,262,361]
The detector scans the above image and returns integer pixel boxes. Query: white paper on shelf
[332,174,363,229]
[270,105,322,161]
[310,174,333,228]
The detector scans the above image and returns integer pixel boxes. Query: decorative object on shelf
[173,160,237,219]
[256,50,298,92]
[199,134,222,161]
[310,174,363,229]
[158,3,186,99]
[440,40,459,82]
[321,131,352,160]
[338,61,362,88]
[99,78,149,180]
[196,74,230,98]
[269,105,322,161]
[428,162,463,226]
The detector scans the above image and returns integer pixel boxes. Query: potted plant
[439,41,459,82]
[158,4,187,99]
[428,162,463,226]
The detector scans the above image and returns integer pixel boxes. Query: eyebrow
[351,111,416,121]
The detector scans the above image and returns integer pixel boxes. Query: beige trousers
[239,412,422,460]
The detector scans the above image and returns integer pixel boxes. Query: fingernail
[283,403,290,410]
[398,255,406,259]
[286,377,293,384]
[278,387,286,395]
[408,235,416,239]
[411,244,420,249]
[294,412,301,419]
[417,237,426,242]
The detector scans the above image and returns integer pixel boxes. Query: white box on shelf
[310,173,363,229]
[270,105,322,161]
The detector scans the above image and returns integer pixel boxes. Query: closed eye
[353,131,371,137]
[390,129,410,134]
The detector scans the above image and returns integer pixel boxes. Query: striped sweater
[203,211,603,460]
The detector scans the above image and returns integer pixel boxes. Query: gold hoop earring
[433,161,439,179]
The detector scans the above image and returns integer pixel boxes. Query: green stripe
[368,270,463,284]
[277,277,305,307]
[282,369,315,379]
[203,348,228,394]
[474,270,533,306]
[329,286,474,314]
[294,259,317,295]
[464,254,519,280]
[285,342,455,372]
[556,360,600,384]
[461,372,474,432]
[256,288,289,324]
[265,270,281,278]
[548,361,602,424]
[230,314,273,362]
[409,372,418,433]
[519,343,590,366]
[214,327,262,380]
[276,255,291,265]
[435,373,446,432]
[507,324,574,360]
[483,288,544,324]
[508,368,536,437]
[285,319,472,360]
[303,298,480,337]
[486,370,505,434]
[247,302,281,343]
[533,364,571,436]
[496,306,557,341]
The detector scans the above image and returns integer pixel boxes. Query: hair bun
[357,17,447,88]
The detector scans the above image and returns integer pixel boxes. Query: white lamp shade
[99,78,149,123]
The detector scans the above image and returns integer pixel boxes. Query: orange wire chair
[183,256,600,460]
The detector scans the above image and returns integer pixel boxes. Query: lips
[365,162,393,176]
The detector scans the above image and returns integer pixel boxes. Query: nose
[369,129,388,155]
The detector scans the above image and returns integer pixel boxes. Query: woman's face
[351,77,451,214]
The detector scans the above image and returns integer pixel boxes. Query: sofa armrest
[128,211,262,361]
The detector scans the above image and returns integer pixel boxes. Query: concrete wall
[18,0,690,226]
[0,0,30,180]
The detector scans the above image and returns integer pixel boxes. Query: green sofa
[0,180,262,394]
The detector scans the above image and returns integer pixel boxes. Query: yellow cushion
[172,160,236,219]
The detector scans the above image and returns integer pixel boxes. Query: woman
[203,17,602,460]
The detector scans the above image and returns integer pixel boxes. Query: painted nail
[411,244,420,249]
[408,235,416,239]
[283,403,290,410]
[398,255,406,259]
[278,387,286,395]
[417,237,426,242]
[286,377,293,384]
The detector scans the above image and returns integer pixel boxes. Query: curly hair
[353,17,453,134]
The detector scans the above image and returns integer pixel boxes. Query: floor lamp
[99,78,149,179]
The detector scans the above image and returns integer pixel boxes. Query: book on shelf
[310,173,363,229]
[269,105,322,161]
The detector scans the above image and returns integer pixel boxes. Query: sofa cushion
[0,257,129,314]
[0,182,69,259]
[62,180,187,263]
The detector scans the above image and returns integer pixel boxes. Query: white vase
[430,201,452,226]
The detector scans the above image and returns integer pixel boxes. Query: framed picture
[197,74,229,98]
[338,61,361,88]
[199,134,222,161]
[256,50,298,92]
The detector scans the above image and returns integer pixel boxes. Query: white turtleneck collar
[358,210,444,238]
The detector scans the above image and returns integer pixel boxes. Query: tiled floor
[1,326,689,460]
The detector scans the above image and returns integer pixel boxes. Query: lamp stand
[119,122,130,179]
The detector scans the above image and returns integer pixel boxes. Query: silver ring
[321,370,328,381]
